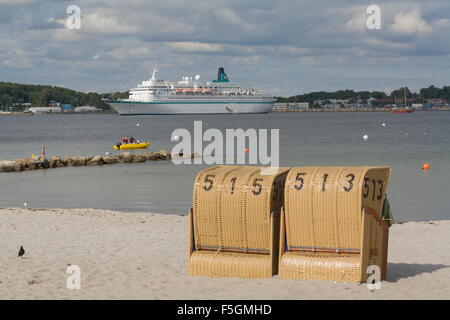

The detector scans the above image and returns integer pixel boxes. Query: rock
[0,160,21,172]
[118,152,134,163]
[87,155,105,166]
[159,150,171,160]
[57,157,67,167]
[132,155,147,163]
[48,156,63,168]
[39,159,50,169]
[143,152,160,161]
[103,155,119,164]
[17,158,39,170]
[65,156,88,166]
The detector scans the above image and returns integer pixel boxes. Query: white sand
[0,207,449,299]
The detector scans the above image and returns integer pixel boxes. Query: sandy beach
[0,207,449,300]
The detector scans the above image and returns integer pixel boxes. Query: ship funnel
[213,67,229,83]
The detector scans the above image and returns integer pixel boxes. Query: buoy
[405,133,408,136]
[244,148,249,153]
[171,135,180,142]
[363,134,368,141]
[423,163,430,171]
[382,123,386,127]
[136,123,140,127]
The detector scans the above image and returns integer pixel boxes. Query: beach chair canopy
[189,165,289,278]
[279,166,392,283]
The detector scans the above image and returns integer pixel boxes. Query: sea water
[0,112,449,221]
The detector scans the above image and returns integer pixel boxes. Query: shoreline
[1,206,448,223]
[1,108,449,116]
[272,108,450,112]
[1,207,449,299]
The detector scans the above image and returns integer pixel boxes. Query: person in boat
[122,136,128,144]
[129,136,136,144]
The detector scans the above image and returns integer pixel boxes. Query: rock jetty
[0,150,187,173]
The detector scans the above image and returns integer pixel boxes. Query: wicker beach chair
[278,166,392,283]
[189,165,289,278]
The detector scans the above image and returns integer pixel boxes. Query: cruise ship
[105,66,275,115]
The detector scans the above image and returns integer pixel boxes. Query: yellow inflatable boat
[114,142,150,150]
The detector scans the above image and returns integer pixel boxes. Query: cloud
[390,10,432,34]
[433,18,450,28]
[0,0,37,4]
[346,12,367,32]
[82,13,139,35]
[214,8,256,32]
[1,49,33,68]
[108,46,150,60]
[167,42,222,53]
[0,0,449,96]
[363,37,413,50]
[299,56,319,66]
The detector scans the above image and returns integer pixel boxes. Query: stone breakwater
[0,150,180,173]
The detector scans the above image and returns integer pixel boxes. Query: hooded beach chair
[278,166,392,283]
[189,165,289,278]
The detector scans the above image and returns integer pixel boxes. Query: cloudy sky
[0,0,449,96]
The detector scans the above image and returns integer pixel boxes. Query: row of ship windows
[132,96,261,99]
[141,87,230,89]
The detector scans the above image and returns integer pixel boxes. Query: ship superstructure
[106,67,275,115]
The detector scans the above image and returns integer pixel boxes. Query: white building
[274,102,309,110]
[296,102,309,109]
[28,107,61,114]
[74,106,102,112]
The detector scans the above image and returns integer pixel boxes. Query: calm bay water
[0,112,449,221]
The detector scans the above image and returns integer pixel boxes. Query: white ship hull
[105,66,275,115]
[107,101,274,115]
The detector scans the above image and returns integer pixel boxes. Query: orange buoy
[244,148,249,153]
[423,163,430,171]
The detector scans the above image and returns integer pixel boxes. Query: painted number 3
[344,173,355,192]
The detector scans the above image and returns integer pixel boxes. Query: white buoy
[136,123,140,127]
[382,123,386,127]
[363,134,368,141]
[171,135,180,142]
[23,202,28,209]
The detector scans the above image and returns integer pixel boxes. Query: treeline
[276,85,450,106]
[0,82,119,112]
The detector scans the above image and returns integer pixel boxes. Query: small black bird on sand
[18,246,25,258]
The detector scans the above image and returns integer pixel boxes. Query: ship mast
[404,87,407,108]
[151,62,159,81]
